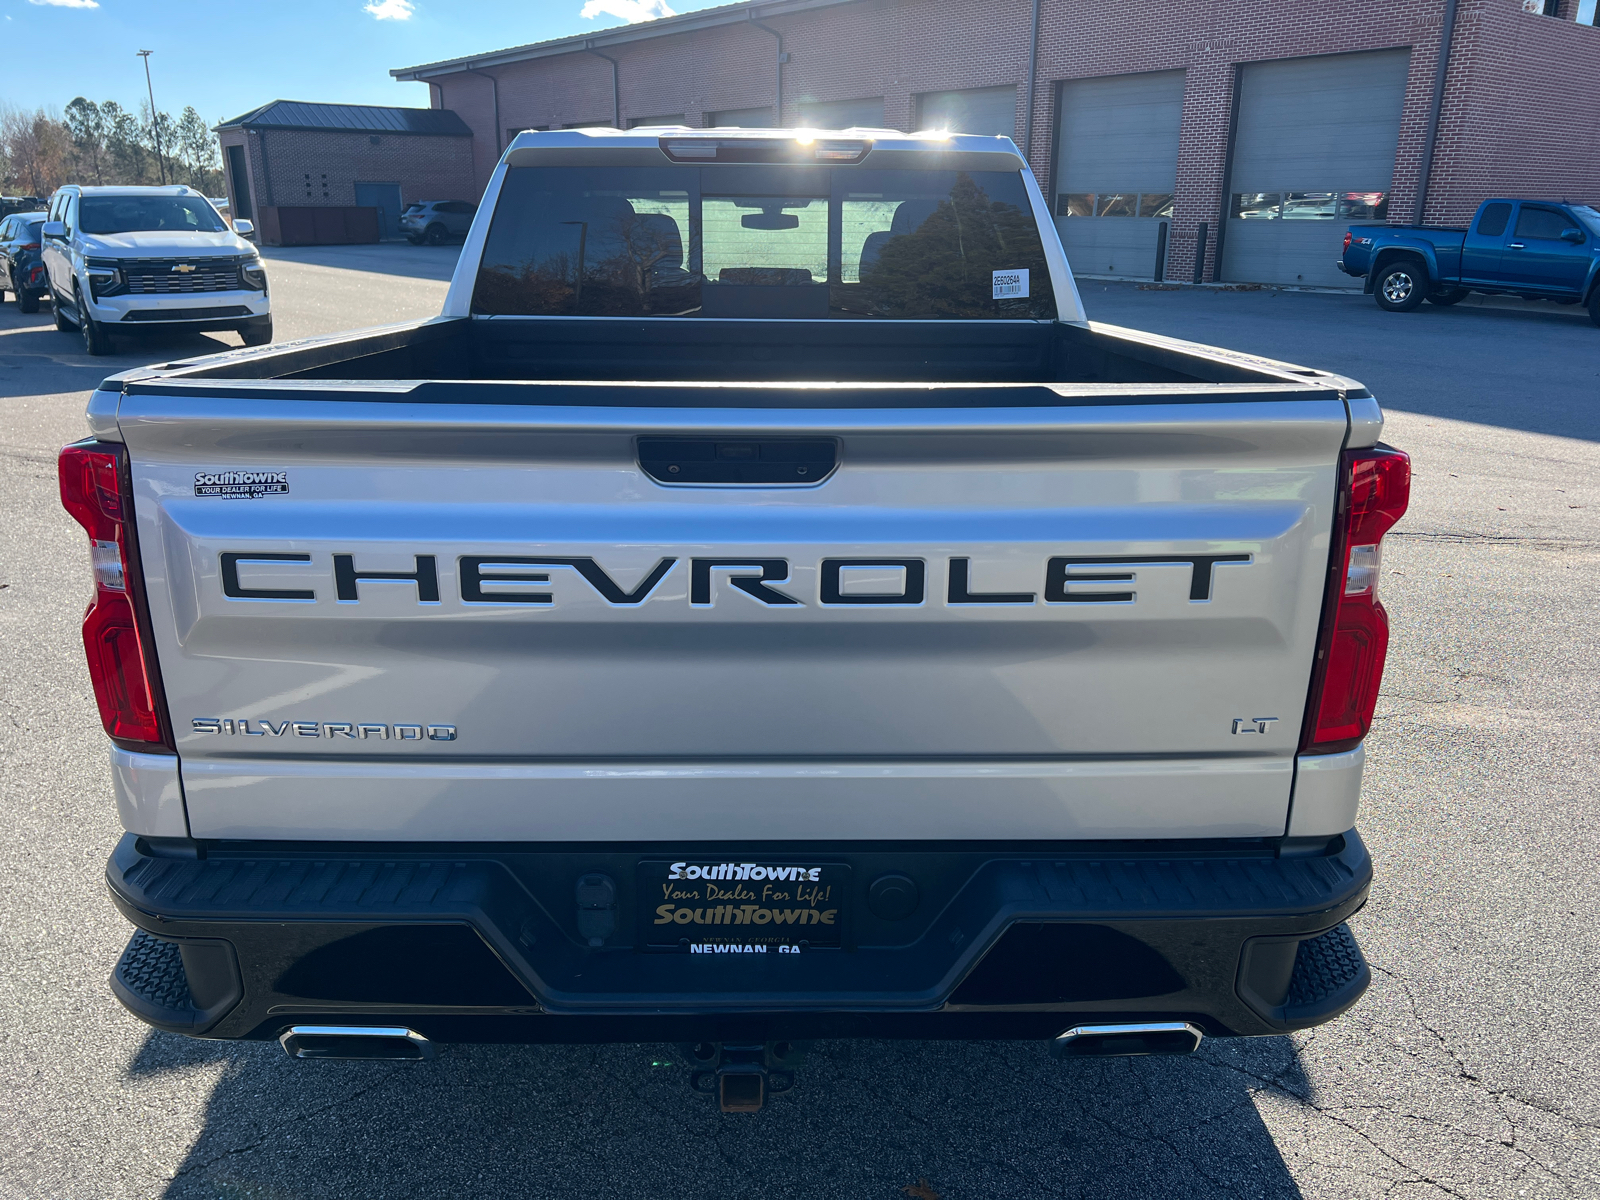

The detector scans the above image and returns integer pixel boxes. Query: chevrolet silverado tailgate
[114,382,1349,841]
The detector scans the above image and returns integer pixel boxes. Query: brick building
[215,101,478,241]
[392,0,1600,287]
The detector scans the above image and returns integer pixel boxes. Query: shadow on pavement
[260,241,462,283]
[0,309,231,401]
[140,1033,1307,1199]
[1081,282,1600,443]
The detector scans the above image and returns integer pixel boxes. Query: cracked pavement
[1,262,1597,1199]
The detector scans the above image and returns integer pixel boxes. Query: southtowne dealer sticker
[194,469,289,498]
[638,860,847,953]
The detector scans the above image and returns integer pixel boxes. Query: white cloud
[27,0,102,8]
[580,0,675,23]
[364,0,414,18]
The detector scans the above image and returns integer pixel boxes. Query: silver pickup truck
[65,128,1407,1111]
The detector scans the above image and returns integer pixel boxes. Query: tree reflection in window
[475,175,696,317]
[843,172,1053,319]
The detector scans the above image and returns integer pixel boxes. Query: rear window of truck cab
[472,165,1056,320]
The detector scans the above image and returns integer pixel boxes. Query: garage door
[1052,70,1184,279]
[917,86,1019,139]
[797,96,886,130]
[1221,50,1410,288]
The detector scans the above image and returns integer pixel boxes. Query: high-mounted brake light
[58,440,172,750]
[660,136,871,164]
[1302,446,1411,755]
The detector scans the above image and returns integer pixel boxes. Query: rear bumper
[106,831,1373,1044]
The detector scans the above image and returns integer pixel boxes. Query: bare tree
[0,105,71,196]
[0,98,228,193]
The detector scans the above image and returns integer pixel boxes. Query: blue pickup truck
[1338,198,1600,325]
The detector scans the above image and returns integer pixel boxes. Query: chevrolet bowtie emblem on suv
[171,263,197,273]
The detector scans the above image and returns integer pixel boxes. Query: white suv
[41,185,271,356]
[400,199,477,245]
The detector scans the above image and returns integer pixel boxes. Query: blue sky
[0,0,735,124]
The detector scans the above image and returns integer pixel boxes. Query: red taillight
[59,441,171,749]
[1302,446,1411,755]
[1342,232,1353,253]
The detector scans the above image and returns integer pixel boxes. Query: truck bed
[105,315,1359,395]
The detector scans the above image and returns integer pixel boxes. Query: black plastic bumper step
[110,928,244,1035]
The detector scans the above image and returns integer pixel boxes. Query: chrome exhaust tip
[279,1025,435,1061]
[1051,1021,1204,1059]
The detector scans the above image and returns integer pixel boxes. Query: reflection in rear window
[472,165,1056,320]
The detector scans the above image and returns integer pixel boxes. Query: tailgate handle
[638,437,838,485]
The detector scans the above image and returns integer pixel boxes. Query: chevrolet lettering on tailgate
[218,552,1253,607]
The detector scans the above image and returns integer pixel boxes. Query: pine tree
[176,107,213,190]
[64,98,107,185]
[102,101,143,184]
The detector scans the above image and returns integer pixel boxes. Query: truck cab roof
[502,125,1029,168]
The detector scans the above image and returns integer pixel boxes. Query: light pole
[136,49,167,185]
[560,220,587,308]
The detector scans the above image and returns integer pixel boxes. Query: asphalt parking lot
[1,248,1597,1199]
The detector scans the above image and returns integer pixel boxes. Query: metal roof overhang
[214,100,472,136]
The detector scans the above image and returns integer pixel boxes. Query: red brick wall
[216,125,476,222]
[1424,0,1600,224]
[434,0,1037,194]
[247,130,476,209]
[426,0,1600,279]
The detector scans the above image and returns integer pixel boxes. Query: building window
[1095,192,1137,218]
[1231,192,1282,219]
[1283,192,1338,219]
[1056,192,1173,219]
[1579,0,1598,24]
[1231,192,1388,221]
[1138,193,1175,219]
[1339,192,1389,221]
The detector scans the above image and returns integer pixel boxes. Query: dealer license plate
[637,858,848,953]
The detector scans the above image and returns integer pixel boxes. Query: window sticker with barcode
[992,269,1029,299]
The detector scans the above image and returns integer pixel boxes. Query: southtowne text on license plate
[640,860,846,953]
